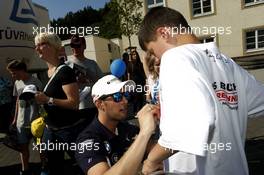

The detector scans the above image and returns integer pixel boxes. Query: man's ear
[95,100,101,109]
[95,100,104,111]
[156,26,171,39]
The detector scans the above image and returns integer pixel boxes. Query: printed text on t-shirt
[212,82,238,110]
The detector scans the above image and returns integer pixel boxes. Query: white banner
[0,0,38,49]
[0,0,49,77]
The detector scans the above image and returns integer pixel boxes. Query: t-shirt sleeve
[13,81,18,97]
[58,65,76,85]
[158,50,216,156]
[75,136,108,173]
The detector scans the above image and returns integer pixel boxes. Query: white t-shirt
[66,57,103,109]
[147,72,197,174]
[158,42,264,175]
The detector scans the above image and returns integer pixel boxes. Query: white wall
[249,68,264,84]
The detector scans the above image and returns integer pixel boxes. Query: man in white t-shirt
[7,60,42,175]
[138,7,264,175]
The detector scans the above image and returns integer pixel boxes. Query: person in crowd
[59,45,67,63]
[34,32,88,175]
[125,47,146,114]
[144,52,160,105]
[66,34,103,122]
[121,51,129,81]
[75,75,160,175]
[138,7,264,175]
[6,60,42,175]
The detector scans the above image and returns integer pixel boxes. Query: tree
[50,4,121,40]
[110,0,143,48]
[50,6,102,40]
[96,2,122,39]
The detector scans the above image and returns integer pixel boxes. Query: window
[244,0,264,7]
[147,0,164,9]
[245,28,264,52]
[191,0,214,17]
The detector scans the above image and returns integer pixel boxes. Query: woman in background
[127,49,146,114]
[34,32,86,175]
[144,52,160,105]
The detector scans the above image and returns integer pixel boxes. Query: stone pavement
[0,136,40,167]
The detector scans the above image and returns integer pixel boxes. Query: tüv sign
[0,0,38,49]
[0,0,48,77]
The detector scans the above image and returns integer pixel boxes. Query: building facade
[121,0,264,82]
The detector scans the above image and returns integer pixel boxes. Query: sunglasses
[100,92,131,103]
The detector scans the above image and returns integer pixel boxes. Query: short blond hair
[35,32,61,51]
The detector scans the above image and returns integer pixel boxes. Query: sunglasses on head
[100,91,131,103]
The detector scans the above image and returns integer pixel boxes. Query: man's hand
[142,159,163,175]
[136,104,160,136]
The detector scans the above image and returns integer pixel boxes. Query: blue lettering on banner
[9,0,38,26]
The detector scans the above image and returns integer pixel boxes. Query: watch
[47,97,54,106]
